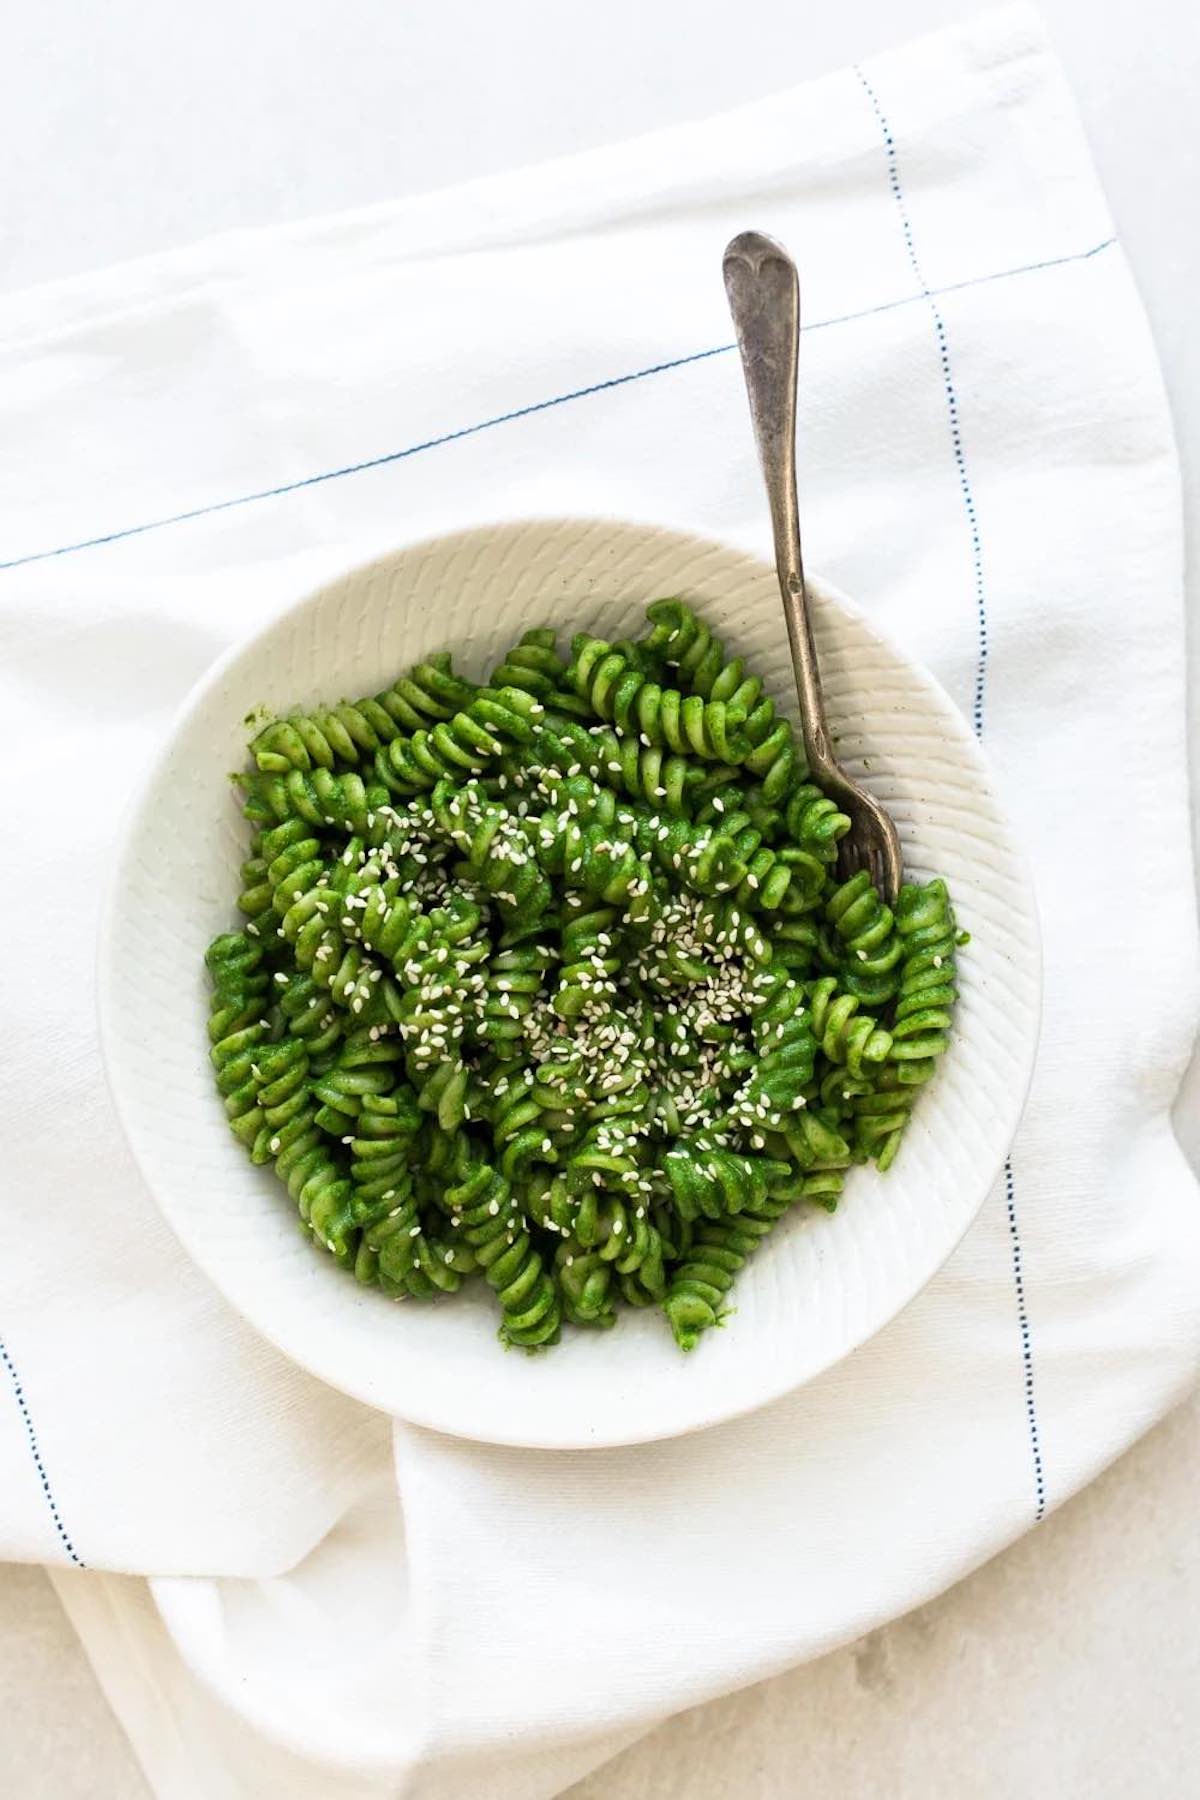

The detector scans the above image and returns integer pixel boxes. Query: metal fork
[722,229,902,904]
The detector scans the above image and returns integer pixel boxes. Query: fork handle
[722,231,834,771]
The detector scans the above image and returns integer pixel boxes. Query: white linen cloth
[1,6,1196,1794]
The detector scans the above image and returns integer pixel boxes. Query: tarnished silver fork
[723,229,902,904]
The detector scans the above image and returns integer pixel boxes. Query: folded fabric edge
[0,5,1052,354]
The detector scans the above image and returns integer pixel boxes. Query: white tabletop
[3,1,1198,1794]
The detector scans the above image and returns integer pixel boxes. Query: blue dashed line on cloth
[0,1335,84,1565]
[0,238,1114,576]
[854,66,991,737]
[0,347,735,573]
[856,61,1047,1523]
[1005,1164,1047,1517]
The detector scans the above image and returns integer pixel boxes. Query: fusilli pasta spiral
[205,602,962,1353]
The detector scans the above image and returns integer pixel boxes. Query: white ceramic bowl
[99,518,1040,1448]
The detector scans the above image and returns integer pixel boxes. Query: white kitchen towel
[2,5,1197,1795]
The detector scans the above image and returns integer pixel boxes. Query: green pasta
[205,599,963,1352]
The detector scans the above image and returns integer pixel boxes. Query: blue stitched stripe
[0,239,1113,576]
[0,1335,84,1565]
[856,63,1046,1522]
[1006,1163,1047,1515]
[854,69,990,737]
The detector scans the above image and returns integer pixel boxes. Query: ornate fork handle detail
[723,230,902,903]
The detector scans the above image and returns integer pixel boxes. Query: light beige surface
[2,1390,1199,1798]
[0,1565,149,1800]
